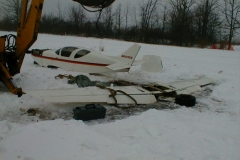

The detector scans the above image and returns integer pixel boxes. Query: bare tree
[67,4,86,34]
[123,2,130,30]
[222,0,240,49]
[114,4,123,33]
[194,0,221,46]
[139,0,158,32]
[40,13,56,33]
[169,0,195,46]
[56,0,65,22]
[130,5,138,28]
[1,0,22,26]
[159,4,169,44]
[161,5,168,33]
[101,6,114,37]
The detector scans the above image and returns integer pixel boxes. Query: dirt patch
[22,101,180,123]
[20,108,53,120]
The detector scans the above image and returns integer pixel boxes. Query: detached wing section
[26,86,157,105]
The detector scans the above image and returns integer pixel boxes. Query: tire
[47,65,58,69]
[175,94,196,107]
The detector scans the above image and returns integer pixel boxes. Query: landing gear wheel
[175,94,196,107]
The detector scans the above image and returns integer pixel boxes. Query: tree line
[1,0,239,48]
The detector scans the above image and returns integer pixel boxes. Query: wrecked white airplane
[32,44,163,75]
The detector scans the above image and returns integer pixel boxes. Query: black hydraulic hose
[4,34,17,53]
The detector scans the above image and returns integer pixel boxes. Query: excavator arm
[0,0,115,97]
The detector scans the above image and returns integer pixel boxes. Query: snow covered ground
[0,31,240,160]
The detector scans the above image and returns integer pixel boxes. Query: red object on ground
[211,44,218,49]
[228,45,234,51]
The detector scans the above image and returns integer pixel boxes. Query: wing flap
[132,60,144,66]
[106,62,130,71]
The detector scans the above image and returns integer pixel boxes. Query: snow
[0,31,240,160]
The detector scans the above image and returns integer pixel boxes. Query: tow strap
[55,74,138,108]
[96,85,138,108]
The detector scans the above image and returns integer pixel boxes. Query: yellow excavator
[0,0,115,97]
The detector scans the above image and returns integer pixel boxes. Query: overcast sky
[0,0,140,19]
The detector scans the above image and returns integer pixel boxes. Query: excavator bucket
[73,0,115,8]
[0,0,44,97]
[0,37,23,97]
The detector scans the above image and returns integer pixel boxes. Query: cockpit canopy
[55,46,91,58]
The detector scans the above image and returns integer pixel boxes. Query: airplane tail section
[107,44,163,73]
[119,44,141,65]
[106,44,141,71]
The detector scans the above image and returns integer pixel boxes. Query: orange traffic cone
[211,44,218,49]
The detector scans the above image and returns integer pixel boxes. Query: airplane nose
[31,49,44,56]
[32,49,40,55]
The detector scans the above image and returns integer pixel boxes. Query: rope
[55,74,74,80]
[96,85,138,108]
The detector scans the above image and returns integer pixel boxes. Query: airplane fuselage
[32,48,129,73]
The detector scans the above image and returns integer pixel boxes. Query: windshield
[74,49,91,58]
[60,47,78,57]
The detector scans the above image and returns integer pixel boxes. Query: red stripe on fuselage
[32,54,109,67]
